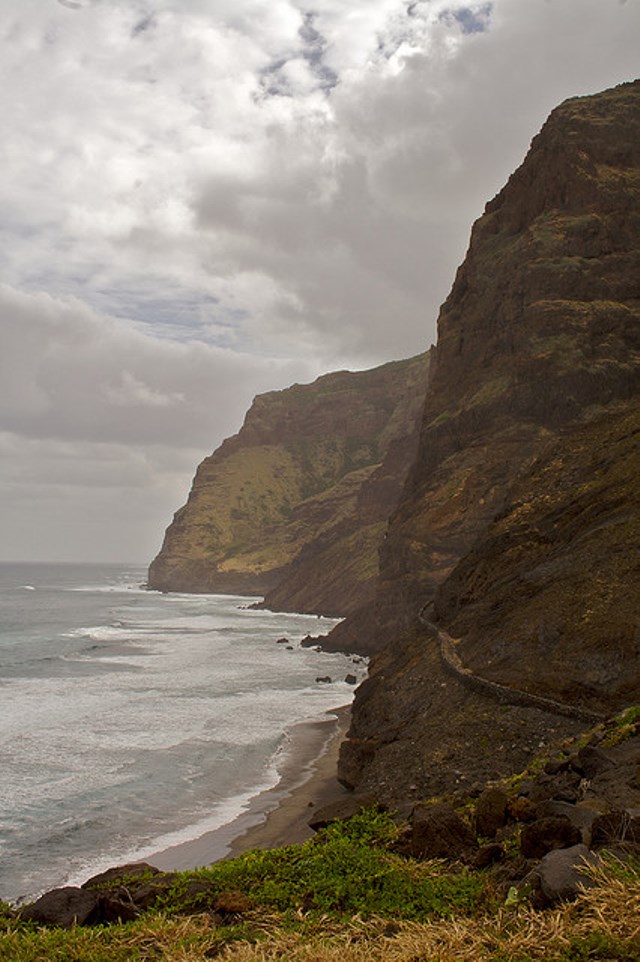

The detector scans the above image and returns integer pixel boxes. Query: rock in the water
[409,802,476,860]
[474,787,508,838]
[21,887,99,928]
[520,816,582,859]
[315,676,332,684]
[345,674,358,685]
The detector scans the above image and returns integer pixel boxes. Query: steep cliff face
[435,400,640,712]
[339,80,640,797]
[149,353,430,617]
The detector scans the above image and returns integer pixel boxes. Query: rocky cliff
[338,80,640,798]
[148,353,430,617]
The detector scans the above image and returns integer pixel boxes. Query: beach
[150,705,351,872]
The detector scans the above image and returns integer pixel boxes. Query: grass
[7,859,633,961]
[152,810,484,920]
[2,810,639,961]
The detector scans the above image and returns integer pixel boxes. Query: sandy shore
[150,705,350,872]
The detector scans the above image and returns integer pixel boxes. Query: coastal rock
[527,844,599,907]
[20,887,100,928]
[408,802,476,861]
[474,787,508,838]
[93,896,139,924]
[127,875,178,911]
[527,772,584,805]
[572,745,616,780]
[82,862,161,890]
[471,843,504,869]
[507,796,538,823]
[520,816,582,859]
[535,800,600,846]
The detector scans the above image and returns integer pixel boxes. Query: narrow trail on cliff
[418,605,604,725]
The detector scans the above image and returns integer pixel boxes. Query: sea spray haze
[0,562,361,902]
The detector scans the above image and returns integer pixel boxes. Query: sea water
[0,562,363,902]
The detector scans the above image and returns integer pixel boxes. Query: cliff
[339,80,640,798]
[148,353,430,617]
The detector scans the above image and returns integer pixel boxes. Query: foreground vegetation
[2,809,639,961]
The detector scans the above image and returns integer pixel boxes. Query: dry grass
[3,858,638,961]
[216,859,640,962]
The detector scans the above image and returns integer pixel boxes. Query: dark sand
[150,705,350,872]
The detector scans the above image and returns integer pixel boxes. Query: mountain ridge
[148,351,431,618]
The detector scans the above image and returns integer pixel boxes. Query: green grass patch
[158,809,483,920]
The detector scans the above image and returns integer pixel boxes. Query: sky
[0,0,638,565]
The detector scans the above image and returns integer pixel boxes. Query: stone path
[418,605,604,725]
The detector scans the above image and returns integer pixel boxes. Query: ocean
[0,562,363,903]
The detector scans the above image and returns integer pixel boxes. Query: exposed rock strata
[149,353,430,617]
[339,80,640,797]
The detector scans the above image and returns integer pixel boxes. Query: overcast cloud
[1,0,638,563]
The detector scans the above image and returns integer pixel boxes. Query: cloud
[0,282,324,562]
[1,0,639,561]
[0,284,323,447]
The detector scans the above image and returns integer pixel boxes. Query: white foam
[0,576,361,901]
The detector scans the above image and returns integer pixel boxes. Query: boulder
[472,843,503,869]
[20,887,100,928]
[507,795,538,823]
[520,816,582,859]
[528,771,583,804]
[82,862,161,890]
[474,787,508,838]
[345,674,358,685]
[409,802,476,861]
[535,800,601,846]
[315,676,332,684]
[529,844,599,906]
[128,874,178,910]
[543,758,572,775]
[94,896,139,924]
[572,746,615,780]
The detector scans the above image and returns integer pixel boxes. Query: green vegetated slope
[149,353,430,616]
[4,794,640,962]
[339,80,640,795]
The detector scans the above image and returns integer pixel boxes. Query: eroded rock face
[339,80,640,795]
[149,353,430,628]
